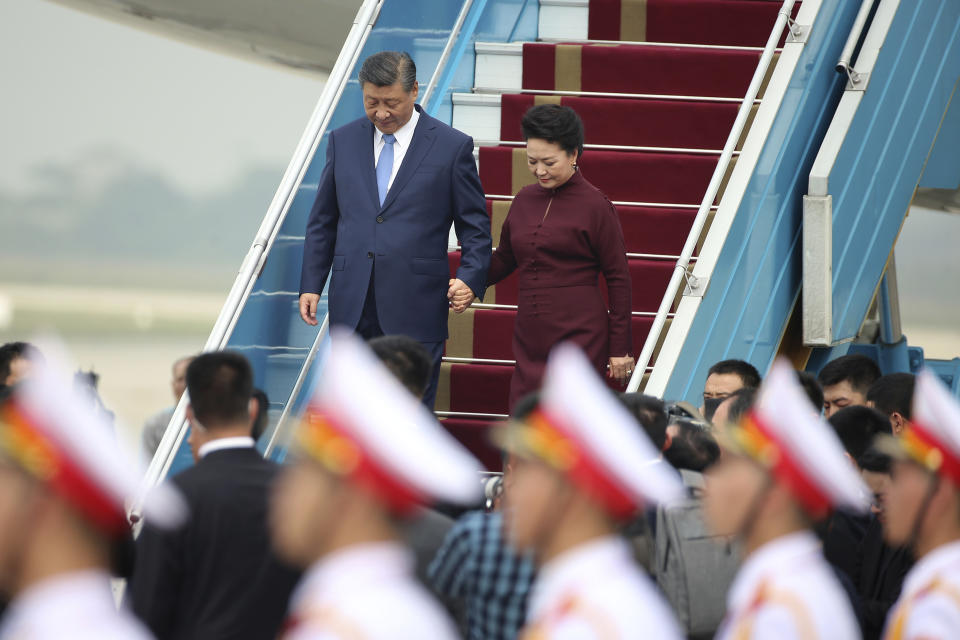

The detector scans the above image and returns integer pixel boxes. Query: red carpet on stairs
[486,199,697,255]
[479,145,719,204]
[446,309,656,363]
[440,0,771,459]
[449,250,676,311]
[521,43,760,97]
[500,94,740,149]
[439,418,504,471]
[587,0,790,47]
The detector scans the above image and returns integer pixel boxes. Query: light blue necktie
[376,133,396,206]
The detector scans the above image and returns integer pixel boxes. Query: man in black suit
[130,352,300,639]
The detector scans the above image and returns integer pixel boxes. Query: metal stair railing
[625,0,801,393]
[132,0,386,517]
[259,0,489,461]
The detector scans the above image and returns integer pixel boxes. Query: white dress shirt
[198,436,255,459]
[373,107,421,193]
[283,541,459,639]
[0,570,153,640]
[523,535,683,639]
[883,539,960,639]
[716,531,860,640]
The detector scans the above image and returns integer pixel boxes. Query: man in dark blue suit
[299,51,491,409]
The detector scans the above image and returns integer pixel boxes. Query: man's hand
[299,293,321,326]
[608,355,636,386]
[448,279,476,314]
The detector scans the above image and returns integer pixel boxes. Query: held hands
[299,293,321,326]
[448,278,476,314]
[608,355,636,386]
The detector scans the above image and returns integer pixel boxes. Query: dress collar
[527,535,633,620]
[538,167,585,195]
[726,530,822,612]
[900,538,960,599]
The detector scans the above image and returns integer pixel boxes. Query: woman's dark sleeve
[486,206,518,288]
[591,198,633,357]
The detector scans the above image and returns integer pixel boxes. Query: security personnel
[705,359,868,640]
[880,369,960,639]
[495,342,686,639]
[269,330,483,639]
[0,345,183,639]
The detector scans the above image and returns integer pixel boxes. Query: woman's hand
[608,355,636,386]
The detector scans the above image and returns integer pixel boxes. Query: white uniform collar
[198,436,255,459]
[0,570,134,637]
[374,106,420,150]
[900,539,960,599]
[726,530,822,612]
[292,542,413,609]
[527,536,633,620]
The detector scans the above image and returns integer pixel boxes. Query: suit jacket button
[376,216,384,223]
[367,252,374,258]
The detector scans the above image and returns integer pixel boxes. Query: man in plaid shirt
[428,393,539,640]
[428,509,535,640]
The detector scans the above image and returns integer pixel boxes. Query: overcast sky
[0,0,324,196]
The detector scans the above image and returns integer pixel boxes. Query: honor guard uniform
[709,360,868,640]
[880,370,960,640]
[271,330,483,640]
[0,345,183,640]
[495,343,686,640]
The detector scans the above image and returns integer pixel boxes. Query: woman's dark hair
[521,104,584,160]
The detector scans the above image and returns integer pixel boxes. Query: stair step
[587,0,797,48]
[478,145,724,204]
[436,362,513,415]
[448,250,676,311]
[438,417,505,471]
[444,307,657,362]
[538,0,589,41]
[454,93,746,151]
[521,42,762,97]
[485,198,697,255]
[500,94,746,150]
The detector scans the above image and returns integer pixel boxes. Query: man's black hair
[186,351,253,429]
[358,51,417,91]
[817,354,881,395]
[665,420,720,472]
[725,386,758,426]
[620,393,668,451]
[827,405,892,466]
[251,388,270,441]
[0,341,37,385]
[796,370,824,413]
[858,447,892,474]
[368,335,433,399]
[707,359,762,389]
[867,372,915,420]
[521,104,585,160]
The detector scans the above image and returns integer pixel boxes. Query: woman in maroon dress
[455,105,635,409]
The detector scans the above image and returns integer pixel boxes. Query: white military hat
[881,369,960,485]
[497,342,684,519]
[0,343,184,536]
[295,329,482,513]
[727,358,869,518]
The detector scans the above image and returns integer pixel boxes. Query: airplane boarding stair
[141,0,959,499]
[440,0,803,468]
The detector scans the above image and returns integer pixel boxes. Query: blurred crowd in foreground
[0,337,958,640]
